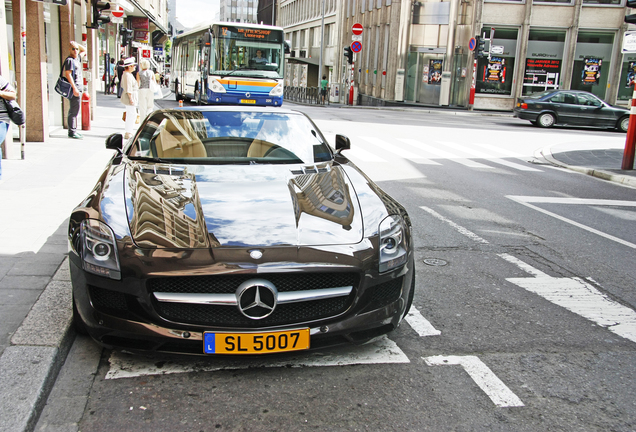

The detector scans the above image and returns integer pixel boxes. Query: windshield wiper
[128,156,174,164]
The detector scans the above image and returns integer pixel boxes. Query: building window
[475,27,518,96]
[570,31,614,99]
[522,29,566,95]
[583,0,621,4]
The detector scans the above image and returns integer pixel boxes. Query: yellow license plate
[240,99,256,104]
[204,329,310,354]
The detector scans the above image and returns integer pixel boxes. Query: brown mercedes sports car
[68,107,415,355]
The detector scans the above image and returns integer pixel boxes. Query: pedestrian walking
[138,59,157,122]
[63,41,86,139]
[320,75,328,105]
[107,58,116,95]
[120,57,139,140]
[116,56,125,98]
[0,74,17,149]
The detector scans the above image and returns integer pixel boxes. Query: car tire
[618,116,629,133]
[537,113,555,128]
[72,296,89,335]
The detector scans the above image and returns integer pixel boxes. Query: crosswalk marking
[359,136,440,165]
[437,141,542,172]
[347,146,385,162]
[396,138,495,169]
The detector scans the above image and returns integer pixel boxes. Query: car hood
[123,162,364,248]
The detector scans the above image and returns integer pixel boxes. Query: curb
[537,146,636,188]
[0,258,74,432]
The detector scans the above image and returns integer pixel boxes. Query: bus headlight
[269,83,283,97]
[210,79,226,93]
[379,215,407,273]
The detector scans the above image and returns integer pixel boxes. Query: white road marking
[397,138,494,169]
[472,142,528,158]
[438,141,542,172]
[359,136,425,160]
[405,306,441,336]
[499,253,636,344]
[347,146,386,162]
[508,196,636,207]
[507,196,636,250]
[105,335,410,380]
[423,355,524,407]
[420,206,489,244]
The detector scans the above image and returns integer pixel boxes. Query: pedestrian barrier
[284,86,330,105]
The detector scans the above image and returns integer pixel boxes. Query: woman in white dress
[120,57,139,139]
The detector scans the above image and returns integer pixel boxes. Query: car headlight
[80,220,121,280]
[210,79,226,94]
[269,83,283,97]
[379,215,407,273]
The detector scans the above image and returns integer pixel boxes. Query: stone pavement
[0,92,635,432]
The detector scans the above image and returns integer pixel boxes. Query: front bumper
[205,90,283,106]
[70,254,415,355]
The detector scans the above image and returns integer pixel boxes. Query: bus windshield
[211,25,284,79]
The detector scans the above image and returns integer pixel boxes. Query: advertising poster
[582,58,601,86]
[627,61,636,88]
[523,58,561,87]
[428,60,443,85]
[486,57,505,83]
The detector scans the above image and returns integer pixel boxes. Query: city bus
[171,22,287,106]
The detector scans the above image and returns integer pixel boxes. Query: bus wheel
[174,81,182,101]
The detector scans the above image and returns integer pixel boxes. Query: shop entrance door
[418,53,445,105]
[450,53,468,107]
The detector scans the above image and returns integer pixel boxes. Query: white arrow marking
[423,355,524,407]
[499,253,636,344]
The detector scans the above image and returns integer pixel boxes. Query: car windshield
[128,110,333,164]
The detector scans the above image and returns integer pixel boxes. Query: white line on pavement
[405,306,441,336]
[508,196,636,207]
[437,141,542,172]
[499,253,636,344]
[423,355,524,407]
[506,196,636,250]
[420,206,490,244]
[397,138,495,169]
[105,335,410,380]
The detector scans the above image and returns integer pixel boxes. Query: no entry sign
[352,23,363,36]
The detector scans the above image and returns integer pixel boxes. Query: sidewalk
[0,90,167,432]
[0,91,634,432]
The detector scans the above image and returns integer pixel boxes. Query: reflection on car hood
[124,162,363,248]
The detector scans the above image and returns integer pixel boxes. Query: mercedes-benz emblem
[236,279,277,320]
[245,92,251,98]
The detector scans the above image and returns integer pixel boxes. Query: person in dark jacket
[116,56,125,98]
[63,41,86,139]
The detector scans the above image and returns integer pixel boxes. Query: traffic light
[87,0,110,29]
[343,46,353,64]
[627,0,636,23]
[476,36,485,58]
[120,27,133,47]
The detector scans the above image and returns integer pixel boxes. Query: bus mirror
[284,40,291,54]
[202,32,211,46]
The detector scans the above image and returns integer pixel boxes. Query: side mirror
[335,134,350,153]
[105,133,123,151]
[284,40,291,55]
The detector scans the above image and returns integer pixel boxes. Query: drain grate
[423,258,448,266]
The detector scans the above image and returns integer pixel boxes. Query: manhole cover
[423,258,448,266]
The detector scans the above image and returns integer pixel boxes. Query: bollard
[179,100,183,107]
[81,91,91,131]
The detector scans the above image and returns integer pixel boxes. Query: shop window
[523,29,566,95]
[475,27,518,96]
[570,31,614,100]
[618,55,636,101]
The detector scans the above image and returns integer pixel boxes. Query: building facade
[219,0,259,23]
[280,0,632,108]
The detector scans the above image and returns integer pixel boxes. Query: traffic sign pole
[623,86,636,169]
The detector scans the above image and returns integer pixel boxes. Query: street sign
[352,35,362,42]
[111,6,124,18]
[490,45,504,55]
[468,37,476,51]
[351,41,362,53]
[111,17,123,24]
[352,23,363,36]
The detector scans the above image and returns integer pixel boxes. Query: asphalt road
[35,100,636,432]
